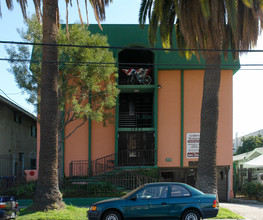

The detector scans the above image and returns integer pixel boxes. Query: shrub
[2,181,37,199]
[242,182,263,200]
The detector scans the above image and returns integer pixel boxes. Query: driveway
[220,202,263,220]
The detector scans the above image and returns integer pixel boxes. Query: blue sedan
[87,182,219,220]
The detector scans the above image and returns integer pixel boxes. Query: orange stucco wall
[91,120,115,162]
[158,70,181,167]
[158,69,233,167]
[64,115,116,176]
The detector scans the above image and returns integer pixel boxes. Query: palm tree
[139,0,263,197]
[2,0,112,211]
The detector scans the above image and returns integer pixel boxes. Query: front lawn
[17,205,87,220]
[211,207,245,219]
[17,206,244,219]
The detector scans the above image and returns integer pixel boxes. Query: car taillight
[213,199,217,208]
[0,202,6,208]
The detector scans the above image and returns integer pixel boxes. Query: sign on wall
[186,133,200,158]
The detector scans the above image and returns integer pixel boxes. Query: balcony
[118,68,154,85]
[119,112,153,128]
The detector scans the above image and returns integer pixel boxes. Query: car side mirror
[130,195,137,201]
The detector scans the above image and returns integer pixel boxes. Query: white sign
[186,133,200,158]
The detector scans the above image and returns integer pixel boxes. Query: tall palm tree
[2,0,112,211]
[139,0,263,197]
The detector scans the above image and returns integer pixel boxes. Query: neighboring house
[233,129,263,153]
[233,147,263,188]
[0,94,37,179]
[233,147,263,169]
[36,24,239,201]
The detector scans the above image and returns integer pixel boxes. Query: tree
[6,15,119,183]
[2,0,113,211]
[139,0,263,197]
[236,134,263,155]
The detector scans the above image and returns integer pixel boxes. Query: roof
[0,94,36,121]
[244,154,263,168]
[233,152,250,162]
[233,147,263,162]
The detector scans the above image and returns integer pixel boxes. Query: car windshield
[122,185,145,199]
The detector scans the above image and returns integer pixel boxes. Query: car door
[125,185,169,220]
[168,184,192,219]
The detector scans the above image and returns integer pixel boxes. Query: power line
[0,88,33,113]
[2,57,263,69]
[1,40,263,53]
[0,91,24,95]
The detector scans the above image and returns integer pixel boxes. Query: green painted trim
[118,85,155,93]
[62,110,65,177]
[180,70,184,167]
[115,56,119,167]
[154,53,159,166]
[88,117,91,161]
[88,93,92,175]
[115,98,119,167]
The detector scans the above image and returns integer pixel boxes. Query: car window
[170,185,191,198]
[135,185,169,199]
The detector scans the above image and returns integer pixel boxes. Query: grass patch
[17,205,244,220]
[212,207,245,219]
[17,205,87,220]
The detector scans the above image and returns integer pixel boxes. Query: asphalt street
[219,202,263,220]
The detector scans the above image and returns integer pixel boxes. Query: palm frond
[160,0,175,48]
[89,0,111,30]
[199,0,210,18]
[139,0,151,27]
[16,0,28,19]
[85,0,89,25]
[225,0,238,32]
[241,0,253,8]
[148,13,159,46]
[76,0,84,25]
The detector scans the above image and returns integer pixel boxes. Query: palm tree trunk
[196,53,221,198]
[30,0,65,211]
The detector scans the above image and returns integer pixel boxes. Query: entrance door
[118,131,155,166]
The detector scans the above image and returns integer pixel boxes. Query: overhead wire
[1,40,263,53]
[1,57,263,70]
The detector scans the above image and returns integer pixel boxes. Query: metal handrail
[69,149,156,178]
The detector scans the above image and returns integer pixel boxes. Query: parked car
[87,182,219,220]
[0,196,19,219]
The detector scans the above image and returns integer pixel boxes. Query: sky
[0,0,263,139]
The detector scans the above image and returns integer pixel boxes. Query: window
[30,159,36,169]
[14,112,22,124]
[135,185,168,199]
[31,126,37,137]
[170,185,190,198]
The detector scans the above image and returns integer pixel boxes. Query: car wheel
[102,210,122,220]
[181,209,200,220]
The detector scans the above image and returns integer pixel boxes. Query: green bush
[3,181,37,199]
[61,181,122,198]
[242,182,263,200]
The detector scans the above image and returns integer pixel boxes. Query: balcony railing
[118,68,154,85]
[69,149,156,178]
[119,112,153,128]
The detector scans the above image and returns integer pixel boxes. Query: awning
[243,155,263,168]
